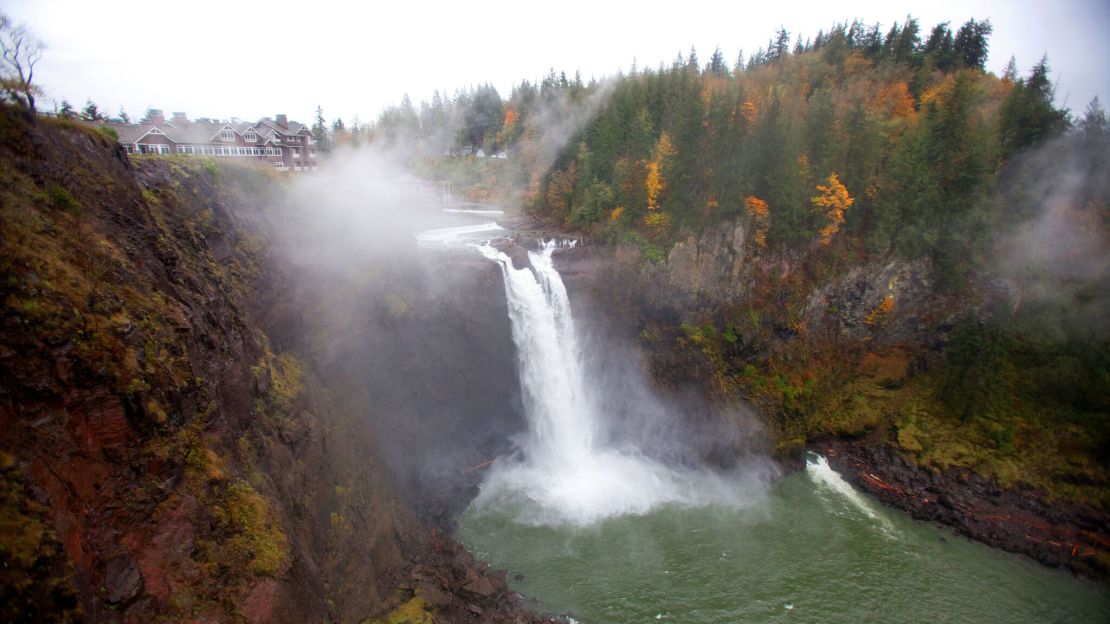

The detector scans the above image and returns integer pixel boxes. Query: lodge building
[110,110,317,171]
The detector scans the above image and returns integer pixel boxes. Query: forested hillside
[367,18,1109,518]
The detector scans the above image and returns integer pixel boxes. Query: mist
[990,115,1110,339]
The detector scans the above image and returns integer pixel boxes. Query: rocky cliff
[0,108,552,623]
[552,215,1109,580]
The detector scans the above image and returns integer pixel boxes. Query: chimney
[171,111,188,124]
[145,108,165,124]
[276,113,288,128]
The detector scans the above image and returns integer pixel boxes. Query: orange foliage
[737,100,758,129]
[744,195,770,247]
[503,109,517,126]
[870,82,916,119]
[843,51,873,76]
[812,173,853,245]
[865,294,895,325]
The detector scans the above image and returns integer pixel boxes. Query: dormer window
[244,129,258,142]
[219,128,235,141]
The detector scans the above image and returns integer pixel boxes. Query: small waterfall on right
[474,240,767,525]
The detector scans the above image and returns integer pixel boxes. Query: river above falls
[458,454,1110,624]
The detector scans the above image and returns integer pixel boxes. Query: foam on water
[806,453,897,534]
[475,240,767,526]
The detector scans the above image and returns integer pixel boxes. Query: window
[219,128,235,141]
[178,145,186,153]
[274,161,284,168]
[292,148,300,156]
[244,129,258,142]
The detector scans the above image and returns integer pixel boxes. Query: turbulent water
[452,234,1109,623]
[460,454,1110,623]
[474,240,767,525]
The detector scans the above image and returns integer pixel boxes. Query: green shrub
[46,184,80,212]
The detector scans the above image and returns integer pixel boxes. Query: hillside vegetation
[370,18,1109,510]
[527,20,1110,509]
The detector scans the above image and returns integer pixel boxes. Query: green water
[458,457,1110,623]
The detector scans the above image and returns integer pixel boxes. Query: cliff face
[0,110,549,623]
[554,215,1109,579]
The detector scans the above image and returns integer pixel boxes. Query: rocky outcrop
[817,437,1110,580]
[0,109,553,623]
[800,257,957,345]
[638,218,751,313]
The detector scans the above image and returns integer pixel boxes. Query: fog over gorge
[2,2,1110,624]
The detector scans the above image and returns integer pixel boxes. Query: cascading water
[475,240,765,525]
[459,237,1110,624]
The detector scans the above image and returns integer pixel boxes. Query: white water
[475,240,767,526]
[806,453,898,535]
[414,221,504,246]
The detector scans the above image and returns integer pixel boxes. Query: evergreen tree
[1002,55,1017,82]
[58,98,74,118]
[768,27,791,63]
[953,18,992,70]
[118,106,130,123]
[310,105,329,151]
[923,22,955,72]
[998,57,1069,158]
[80,97,102,121]
[706,46,728,77]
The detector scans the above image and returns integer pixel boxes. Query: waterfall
[475,240,767,526]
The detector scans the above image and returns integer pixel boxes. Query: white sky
[5,0,1108,125]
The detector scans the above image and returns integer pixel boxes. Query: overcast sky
[5,0,1108,126]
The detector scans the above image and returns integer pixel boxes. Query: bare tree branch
[0,12,45,115]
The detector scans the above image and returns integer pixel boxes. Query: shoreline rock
[814,436,1110,582]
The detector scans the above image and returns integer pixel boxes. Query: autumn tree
[812,173,853,245]
[0,12,44,115]
[745,195,770,247]
[645,132,673,210]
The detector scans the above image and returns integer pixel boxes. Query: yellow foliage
[226,481,290,576]
[609,206,624,222]
[744,195,770,247]
[643,211,671,231]
[646,160,663,210]
[646,133,674,211]
[811,173,853,245]
[375,595,434,624]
